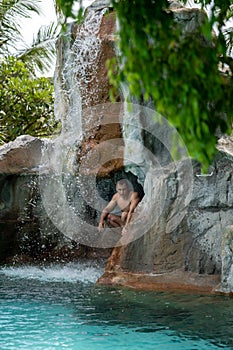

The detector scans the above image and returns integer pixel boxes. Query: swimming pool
[0,261,232,349]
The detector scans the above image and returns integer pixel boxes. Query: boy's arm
[123,192,140,230]
[98,194,117,231]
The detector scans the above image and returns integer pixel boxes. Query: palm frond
[17,22,59,75]
[223,26,233,58]
[0,0,42,54]
[0,0,41,21]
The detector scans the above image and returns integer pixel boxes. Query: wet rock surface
[0,135,44,175]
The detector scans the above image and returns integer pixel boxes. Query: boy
[98,179,141,234]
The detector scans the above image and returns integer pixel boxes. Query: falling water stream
[39,5,110,245]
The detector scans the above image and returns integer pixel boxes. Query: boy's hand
[122,226,128,235]
[98,222,105,232]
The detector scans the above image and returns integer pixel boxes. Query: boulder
[0,135,44,175]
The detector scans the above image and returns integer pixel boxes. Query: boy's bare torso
[114,191,134,212]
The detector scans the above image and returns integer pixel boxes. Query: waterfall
[39,4,110,247]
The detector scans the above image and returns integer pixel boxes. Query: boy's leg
[106,213,124,228]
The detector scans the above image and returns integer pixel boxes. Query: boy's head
[116,179,133,196]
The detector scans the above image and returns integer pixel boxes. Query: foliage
[55,0,83,23]
[0,0,40,54]
[109,0,233,169]
[51,0,233,169]
[0,57,60,144]
[0,0,59,75]
[17,22,59,75]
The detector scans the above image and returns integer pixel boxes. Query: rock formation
[98,150,233,294]
[1,0,233,295]
[0,135,44,175]
[54,0,123,177]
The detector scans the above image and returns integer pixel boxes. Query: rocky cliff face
[54,1,124,176]
[98,150,233,294]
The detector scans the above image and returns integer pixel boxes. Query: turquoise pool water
[0,262,233,350]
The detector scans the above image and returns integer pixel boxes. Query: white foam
[0,262,104,284]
